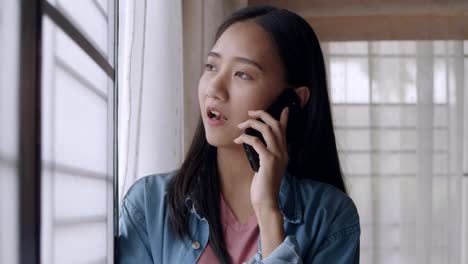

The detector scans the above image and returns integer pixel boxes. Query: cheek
[197,81,206,116]
[232,97,264,120]
[239,90,271,110]
[198,87,202,102]
[198,77,206,102]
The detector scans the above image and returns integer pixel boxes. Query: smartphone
[242,88,301,172]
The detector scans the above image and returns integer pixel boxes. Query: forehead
[211,21,280,67]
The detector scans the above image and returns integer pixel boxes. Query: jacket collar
[184,170,303,224]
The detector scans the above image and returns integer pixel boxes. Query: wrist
[255,206,286,258]
[252,198,280,214]
[255,205,283,224]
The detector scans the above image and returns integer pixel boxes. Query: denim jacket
[119,170,360,263]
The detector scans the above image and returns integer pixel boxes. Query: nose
[205,71,228,101]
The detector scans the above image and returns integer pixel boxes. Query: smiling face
[198,20,288,148]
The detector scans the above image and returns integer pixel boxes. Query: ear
[294,86,310,108]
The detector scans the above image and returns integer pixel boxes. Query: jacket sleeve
[244,236,303,264]
[244,197,361,264]
[118,198,154,264]
[245,225,360,264]
[305,224,360,264]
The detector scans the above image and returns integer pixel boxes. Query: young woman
[119,5,360,264]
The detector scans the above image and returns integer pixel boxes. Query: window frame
[18,0,119,263]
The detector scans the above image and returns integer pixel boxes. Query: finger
[247,110,282,136]
[237,119,280,153]
[233,133,270,157]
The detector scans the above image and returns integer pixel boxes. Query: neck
[216,145,255,198]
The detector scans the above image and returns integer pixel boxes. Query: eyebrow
[207,51,264,72]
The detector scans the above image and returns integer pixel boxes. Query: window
[41,0,117,263]
[0,0,20,263]
[0,0,118,263]
[323,40,467,264]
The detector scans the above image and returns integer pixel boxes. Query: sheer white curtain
[118,0,184,202]
[118,0,244,202]
[322,40,467,264]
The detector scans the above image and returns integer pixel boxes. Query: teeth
[208,109,226,120]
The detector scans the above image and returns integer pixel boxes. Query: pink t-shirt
[197,195,259,263]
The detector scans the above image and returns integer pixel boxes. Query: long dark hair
[167,5,346,264]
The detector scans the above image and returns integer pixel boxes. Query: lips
[206,105,228,121]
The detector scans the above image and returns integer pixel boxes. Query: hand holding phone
[242,88,301,172]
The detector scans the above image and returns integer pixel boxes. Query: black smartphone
[242,88,301,172]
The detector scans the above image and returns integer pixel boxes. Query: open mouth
[206,107,227,121]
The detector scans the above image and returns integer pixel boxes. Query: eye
[205,63,215,71]
[235,71,252,80]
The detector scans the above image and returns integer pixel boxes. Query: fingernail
[248,110,255,114]
[237,122,243,128]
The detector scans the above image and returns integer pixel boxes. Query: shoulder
[294,177,360,237]
[122,169,178,213]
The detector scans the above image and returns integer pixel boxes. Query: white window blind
[323,40,467,264]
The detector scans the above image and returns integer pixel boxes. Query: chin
[205,132,238,149]
[205,134,229,147]
[203,120,240,148]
